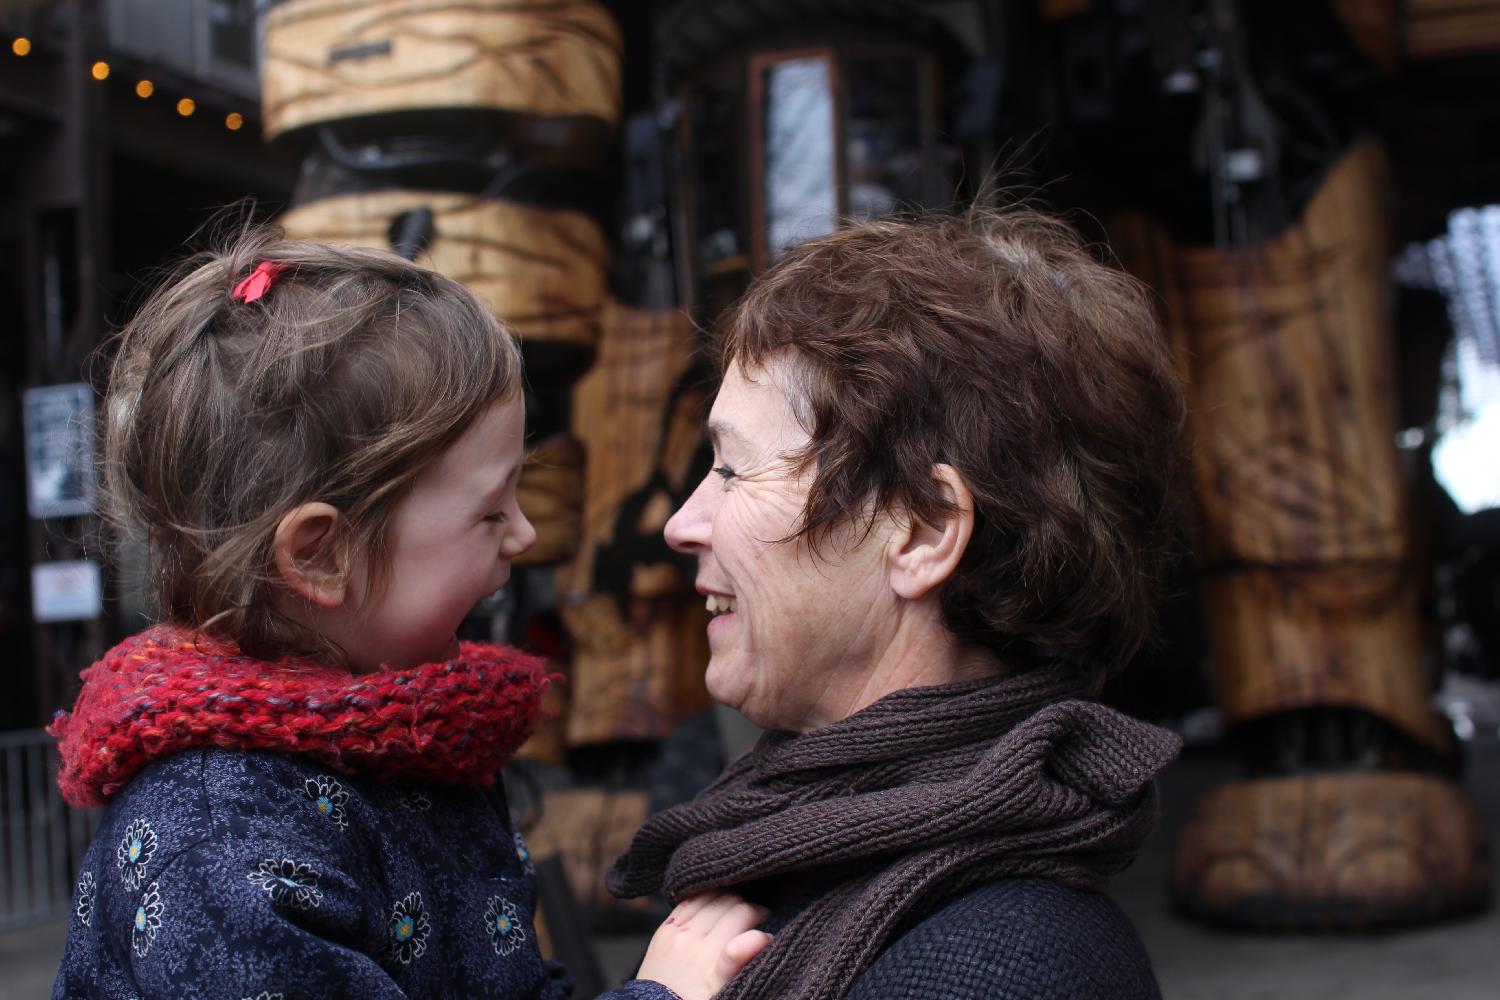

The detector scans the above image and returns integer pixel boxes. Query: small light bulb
[225,112,243,131]
[176,97,195,117]
[91,60,110,81]
[135,79,153,99]
[12,37,32,57]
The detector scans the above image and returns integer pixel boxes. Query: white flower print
[75,871,95,927]
[131,881,163,957]
[301,775,349,829]
[116,818,157,890]
[386,892,431,965]
[247,858,323,910]
[513,831,534,874]
[485,895,526,956]
[241,993,284,1000]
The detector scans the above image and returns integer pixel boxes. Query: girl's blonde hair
[102,223,522,663]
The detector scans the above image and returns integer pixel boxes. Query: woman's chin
[704,657,747,712]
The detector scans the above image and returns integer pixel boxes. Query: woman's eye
[483,512,508,524]
[712,465,735,482]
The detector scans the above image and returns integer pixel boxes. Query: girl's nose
[504,507,538,559]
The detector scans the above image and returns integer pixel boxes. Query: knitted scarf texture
[50,625,551,808]
[608,668,1182,1000]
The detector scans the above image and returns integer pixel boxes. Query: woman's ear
[887,464,975,601]
[272,503,350,608]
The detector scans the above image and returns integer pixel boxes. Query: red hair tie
[231,261,288,304]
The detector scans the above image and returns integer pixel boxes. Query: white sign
[32,560,104,623]
[22,383,97,519]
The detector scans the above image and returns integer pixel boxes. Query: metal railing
[0,729,100,931]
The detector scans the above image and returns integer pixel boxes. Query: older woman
[608,206,1187,1000]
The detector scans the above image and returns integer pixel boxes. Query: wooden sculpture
[554,300,713,748]
[1404,0,1500,59]
[1115,141,1491,928]
[278,191,608,356]
[262,0,623,140]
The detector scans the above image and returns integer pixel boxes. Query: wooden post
[554,301,712,747]
[1115,141,1491,928]
[278,191,609,354]
[262,0,623,139]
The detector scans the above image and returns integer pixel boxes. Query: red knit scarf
[49,625,552,808]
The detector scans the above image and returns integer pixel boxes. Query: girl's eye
[483,512,508,524]
[712,465,735,482]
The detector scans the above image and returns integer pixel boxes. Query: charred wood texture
[555,301,713,748]
[263,0,623,139]
[1116,141,1449,751]
[279,190,608,351]
[1118,140,1491,928]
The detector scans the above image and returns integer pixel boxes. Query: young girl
[49,229,767,999]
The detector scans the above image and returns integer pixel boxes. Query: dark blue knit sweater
[52,748,676,1000]
[846,878,1161,1000]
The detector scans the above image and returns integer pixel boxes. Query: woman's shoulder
[848,878,1161,1000]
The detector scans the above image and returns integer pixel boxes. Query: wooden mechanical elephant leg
[1118,141,1491,928]
[262,0,623,148]
[555,300,713,750]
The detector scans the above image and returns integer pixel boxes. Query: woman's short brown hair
[718,206,1187,692]
[102,224,522,663]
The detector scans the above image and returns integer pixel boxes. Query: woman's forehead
[710,359,807,446]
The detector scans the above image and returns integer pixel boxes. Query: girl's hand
[635,893,772,1000]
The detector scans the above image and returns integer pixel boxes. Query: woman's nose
[665,475,712,554]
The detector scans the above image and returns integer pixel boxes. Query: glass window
[760,55,838,260]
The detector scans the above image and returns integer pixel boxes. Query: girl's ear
[887,464,975,602]
[272,503,350,608]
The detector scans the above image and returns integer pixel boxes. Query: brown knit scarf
[607,668,1182,1000]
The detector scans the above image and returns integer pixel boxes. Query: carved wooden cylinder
[555,301,712,747]
[1171,772,1490,929]
[1117,142,1446,750]
[1404,0,1500,60]
[262,0,623,141]
[278,190,607,353]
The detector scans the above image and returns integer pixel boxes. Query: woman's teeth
[705,595,737,615]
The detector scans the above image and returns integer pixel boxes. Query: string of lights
[5,33,249,131]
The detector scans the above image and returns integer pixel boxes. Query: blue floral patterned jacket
[52,747,676,1000]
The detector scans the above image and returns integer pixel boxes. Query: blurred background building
[1,1,1499,996]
